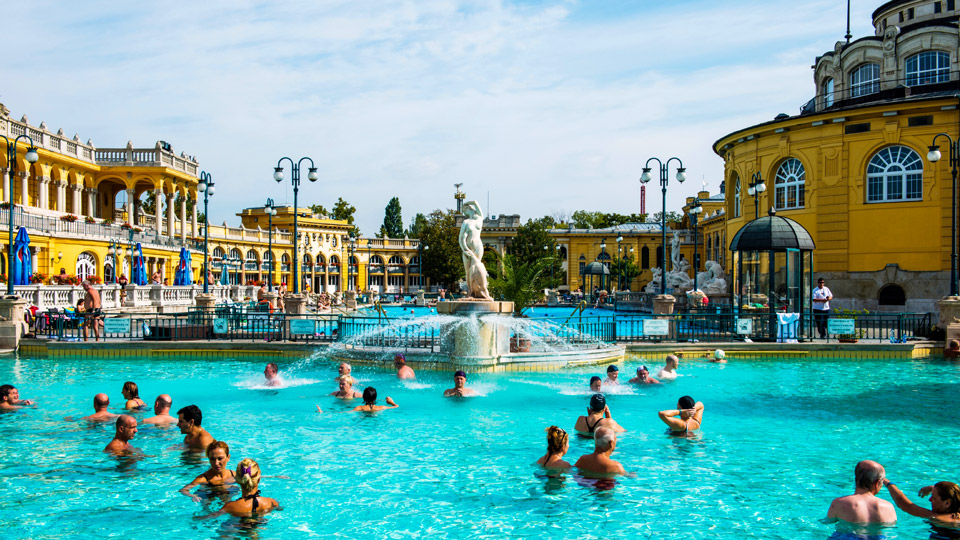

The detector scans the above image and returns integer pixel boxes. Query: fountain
[333,201,625,371]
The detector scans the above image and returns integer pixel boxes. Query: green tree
[309,203,330,216]
[406,212,428,238]
[611,255,641,291]
[382,197,403,238]
[332,197,360,237]
[650,211,683,224]
[419,209,462,289]
[570,210,647,228]
[508,219,562,287]
[377,225,388,238]
[140,191,156,215]
[486,252,553,317]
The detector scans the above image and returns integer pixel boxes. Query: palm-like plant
[486,252,553,317]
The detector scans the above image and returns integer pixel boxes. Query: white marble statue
[670,231,681,271]
[644,267,663,293]
[459,200,493,301]
[697,260,728,295]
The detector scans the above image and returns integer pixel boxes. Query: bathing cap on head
[607,365,618,372]
[714,349,725,359]
[637,365,648,373]
[394,353,405,362]
[454,370,467,378]
[589,393,606,411]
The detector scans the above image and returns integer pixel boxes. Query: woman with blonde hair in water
[536,426,571,469]
[180,441,235,502]
[884,479,960,523]
[203,458,279,518]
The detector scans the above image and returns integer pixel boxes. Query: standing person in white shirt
[812,277,833,339]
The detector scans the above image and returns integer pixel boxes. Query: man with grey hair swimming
[336,362,353,383]
[142,394,177,426]
[104,414,139,454]
[574,426,625,477]
[82,393,118,423]
[827,460,897,524]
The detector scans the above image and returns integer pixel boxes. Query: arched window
[103,258,115,283]
[317,254,326,267]
[558,246,567,260]
[76,252,96,280]
[733,174,741,218]
[281,253,291,272]
[246,249,258,261]
[229,248,242,261]
[263,251,274,262]
[213,247,226,259]
[906,51,950,86]
[641,246,650,269]
[850,63,880,97]
[328,255,340,267]
[878,284,906,306]
[867,146,923,202]
[775,158,805,210]
[823,78,835,107]
[656,246,664,269]
[389,255,405,265]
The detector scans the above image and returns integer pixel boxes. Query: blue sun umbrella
[174,248,188,286]
[132,243,148,286]
[12,227,31,286]
[219,263,229,286]
[183,249,193,285]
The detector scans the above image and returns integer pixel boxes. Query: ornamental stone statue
[459,200,493,301]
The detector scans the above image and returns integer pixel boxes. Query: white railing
[12,283,258,311]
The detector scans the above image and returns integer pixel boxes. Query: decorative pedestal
[436,301,514,360]
[415,290,426,306]
[262,291,279,310]
[937,296,960,327]
[686,290,706,308]
[0,296,28,350]
[285,294,308,315]
[344,291,357,309]
[653,294,676,315]
[195,293,216,311]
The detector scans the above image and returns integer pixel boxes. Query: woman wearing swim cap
[574,394,625,437]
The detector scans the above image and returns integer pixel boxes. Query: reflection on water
[823,518,895,540]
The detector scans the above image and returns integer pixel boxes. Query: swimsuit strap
[242,490,261,512]
[586,416,602,433]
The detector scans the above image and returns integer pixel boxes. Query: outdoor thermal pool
[0,353,957,539]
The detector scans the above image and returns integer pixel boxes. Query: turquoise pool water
[1,353,958,539]
[372,305,615,319]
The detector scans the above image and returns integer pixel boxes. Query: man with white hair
[336,362,353,383]
[574,426,626,477]
[81,280,102,342]
[827,460,897,524]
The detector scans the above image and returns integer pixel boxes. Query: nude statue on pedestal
[459,201,493,301]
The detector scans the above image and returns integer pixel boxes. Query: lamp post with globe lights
[1,135,38,295]
[689,198,703,291]
[748,172,766,220]
[928,135,959,296]
[264,198,278,292]
[640,157,685,294]
[273,157,318,294]
[197,171,215,294]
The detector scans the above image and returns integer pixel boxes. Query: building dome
[729,208,815,251]
[582,262,610,275]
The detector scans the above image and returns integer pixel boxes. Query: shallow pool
[1,353,957,539]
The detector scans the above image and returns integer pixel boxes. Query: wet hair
[206,440,230,458]
[589,393,606,412]
[935,482,960,514]
[589,376,601,386]
[545,425,568,455]
[266,362,278,373]
[93,394,109,409]
[606,365,618,373]
[950,340,960,350]
[0,384,15,401]
[362,387,377,405]
[177,405,202,426]
[394,353,405,364]
[854,461,884,489]
[595,426,615,451]
[678,395,696,410]
[122,381,140,399]
[236,458,261,492]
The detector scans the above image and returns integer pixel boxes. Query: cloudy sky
[2,0,874,235]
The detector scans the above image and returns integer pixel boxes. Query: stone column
[57,181,67,212]
[154,188,163,236]
[262,291,278,310]
[179,193,187,243]
[71,185,82,215]
[125,189,135,224]
[191,201,198,237]
[166,192,175,240]
[85,188,98,217]
[37,176,49,210]
[19,171,29,207]
[653,294,677,315]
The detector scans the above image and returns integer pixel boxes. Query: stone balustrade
[12,284,260,311]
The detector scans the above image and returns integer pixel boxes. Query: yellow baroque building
[714,0,960,312]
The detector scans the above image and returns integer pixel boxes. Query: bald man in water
[827,460,897,524]
[142,394,177,426]
[82,393,118,423]
[104,415,139,454]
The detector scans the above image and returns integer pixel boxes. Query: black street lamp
[348,238,357,293]
[264,198,277,292]
[748,172,766,220]
[107,239,121,284]
[616,235,623,290]
[198,171,215,294]
[689,198,703,291]
[600,238,607,293]
[640,157,686,293]
[1,135,38,295]
[929,135,960,296]
[274,157,318,294]
[418,242,428,290]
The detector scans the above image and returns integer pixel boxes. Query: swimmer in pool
[0,384,34,410]
[177,404,216,451]
[574,394,625,437]
[330,377,362,399]
[658,395,703,435]
[657,355,680,381]
[628,365,661,385]
[201,459,279,518]
[141,394,178,426]
[104,414,139,454]
[709,349,727,363]
[574,426,625,477]
[604,365,620,385]
[884,478,960,524]
[352,387,398,412]
[121,381,147,410]
[180,440,236,502]
[589,376,602,393]
[827,460,897,524]
[443,370,478,397]
[82,393,119,423]
[394,353,415,380]
[263,363,281,387]
[536,426,571,470]
[336,362,353,382]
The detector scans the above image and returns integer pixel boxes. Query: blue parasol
[184,249,193,285]
[174,248,187,285]
[12,227,31,286]
[132,243,148,285]
[219,262,229,286]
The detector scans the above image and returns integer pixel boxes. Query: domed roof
[582,262,610,275]
[729,208,815,251]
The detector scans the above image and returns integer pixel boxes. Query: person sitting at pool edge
[589,376,602,393]
[604,365,619,385]
[104,414,139,454]
[395,353,415,380]
[331,377,362,399]
[883,477,960,524]
[0,384,34,410]
[574,426,625,477]
[575,394,625,437]
[181,440,235,502]
[264,362,281,387]
[178,404,215,451]
[827,460,897,524]
[658,395,704,435]
[628,365,661,385]
[658,355,679,381]
[82,393,118,423]
[142,394,177,426]
[536,425,571,470]
[201,458,279,519]
[444,370,477,397]
[122,381,147,410]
